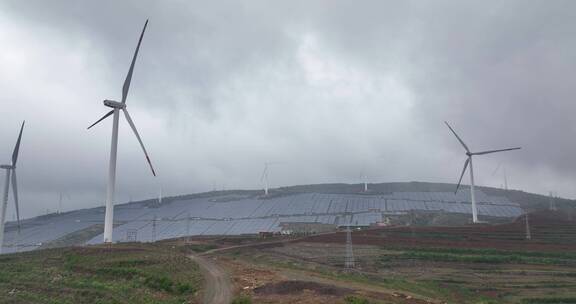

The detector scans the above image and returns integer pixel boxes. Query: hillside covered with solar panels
[1,182,571,254]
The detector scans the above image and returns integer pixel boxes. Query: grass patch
[0,244,202,303]
[181,243,218,253]
[231,295,253,304]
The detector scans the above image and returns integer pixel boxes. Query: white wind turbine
[0,121,24,253]
[360,166,368,192]
[261,163,271,196]
[445,121,520,223]
[260,162,282,196]
[88,20,156,243]
[362,174,368,192]
[491,162,509,190]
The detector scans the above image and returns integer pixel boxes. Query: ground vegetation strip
[0,243,202,304]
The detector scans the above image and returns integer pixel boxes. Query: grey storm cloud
[0,0,575,218]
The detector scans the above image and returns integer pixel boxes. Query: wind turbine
[360,166,368,192]
[445,121,520,223]
[261,163,271,196]
[491,162,509,190]
[88,20,155,243]
[0,121,24,254]
[260,162,282,196]
[57,192,70,214]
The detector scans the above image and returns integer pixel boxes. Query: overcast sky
[1,0,575,218]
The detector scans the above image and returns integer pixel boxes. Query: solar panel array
[1,189,523,253]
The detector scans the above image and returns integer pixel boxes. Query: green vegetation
[0,244,202,304]
[231,295,253,304]
[181,243,218,253]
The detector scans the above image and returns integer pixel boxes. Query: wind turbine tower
[57,192,70,214]
[445,121,521,223]
[88,20,156,243]
[261,163,270,196]
[503,167,508,191]
[0,121,24,254]
[261,162,282,196]
[492,163,509,190]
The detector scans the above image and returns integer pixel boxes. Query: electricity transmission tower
[345,225,355,270]
[186,212,191,244]
[525,213,531,240]
[151,215,157,242]
[549,192,557,211]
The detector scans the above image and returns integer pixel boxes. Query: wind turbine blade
[260,164,268,181]
[472,147,521,155]
[122,109,156,176]
[444,121,470,153]
[455,158,470,194]
[11,169,20,232]
[122,19,148,104]
[12,121,25,166]
[87,110,114,129]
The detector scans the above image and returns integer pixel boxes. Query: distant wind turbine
[57,192,71,214]
[261,162,282,196]
[0,121,24,253]
[88,20,156,243]
[261,163,271,196]
[445,121,520,223]
[491,162,509,190]
[360,166,368,192]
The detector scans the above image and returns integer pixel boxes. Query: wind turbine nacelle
[103,100,125,109]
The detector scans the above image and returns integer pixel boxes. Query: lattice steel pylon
[525,213,531,240]
[186,212,191,244]
[151,215,157,242]
[345,225,355,270]
[549,192,557,211]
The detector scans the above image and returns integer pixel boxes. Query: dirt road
[189,255,233,304]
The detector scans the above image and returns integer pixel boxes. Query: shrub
[231,295,252,304]
[144,276,174,292]
[344,295,370,304]
[175,282,195,294]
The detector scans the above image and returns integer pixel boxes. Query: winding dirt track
[189,255,232,304]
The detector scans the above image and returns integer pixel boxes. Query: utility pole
[549,191,557,211]
[186,212,191,244]
[58,193,62,214]
[345,225,355,270]
[525,213,531,240]
[503,167,508,191]
[151,215,157,242]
